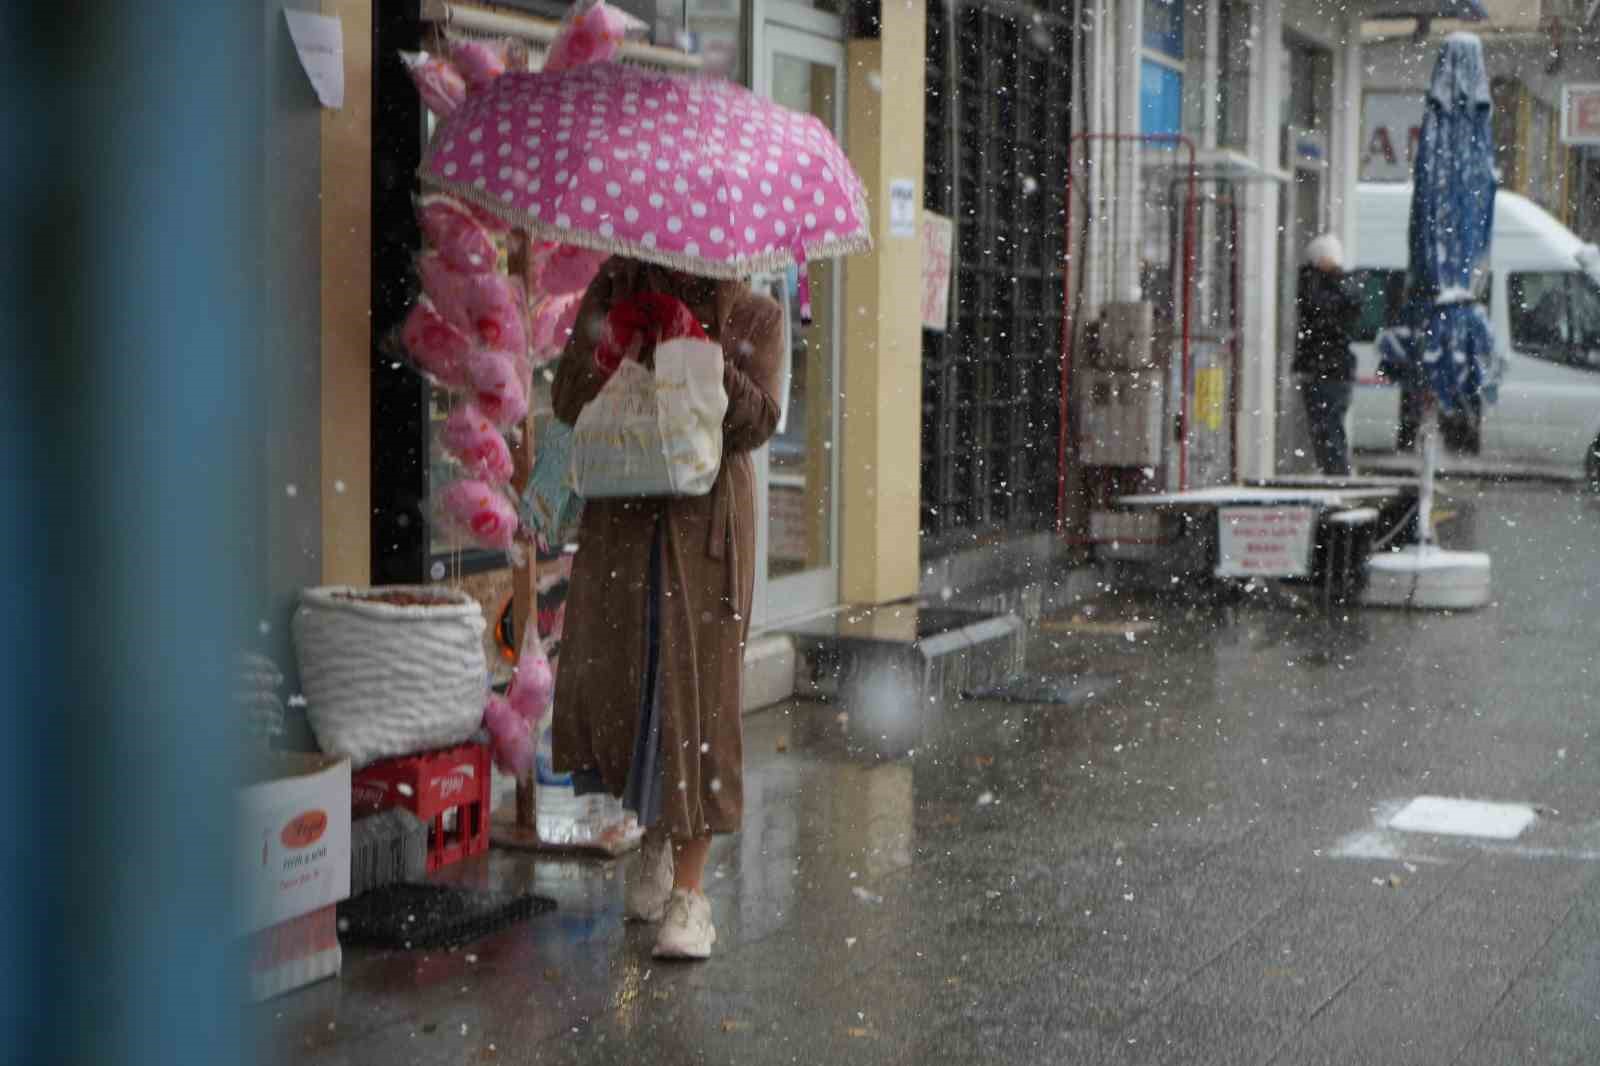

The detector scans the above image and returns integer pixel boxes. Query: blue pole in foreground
[1,2,260,1063]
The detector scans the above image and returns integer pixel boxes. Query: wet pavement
[259,480,1600,1065]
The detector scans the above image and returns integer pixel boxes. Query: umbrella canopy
[1400,32,1497,413]
[418,62,871,283]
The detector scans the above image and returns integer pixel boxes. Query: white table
[1115,480,1418,605]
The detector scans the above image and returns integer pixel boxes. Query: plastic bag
[519,418,584,543]
[569,338,728,498]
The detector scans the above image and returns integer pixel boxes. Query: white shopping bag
[569,337,728,498]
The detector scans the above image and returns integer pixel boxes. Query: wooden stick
[508,231,538,831]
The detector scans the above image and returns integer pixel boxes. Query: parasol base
[1362,545,1491,610]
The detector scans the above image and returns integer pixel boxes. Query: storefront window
[1143,0,1184,59]
[1216,0,1251,151]
[1140,58,1183,136]
[1139,0,1184,138]
[1284,36,1332,134]
[652,0,748,83]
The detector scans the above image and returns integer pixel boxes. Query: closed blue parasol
[1374,33,1497,557]
[1392,33,1497,414]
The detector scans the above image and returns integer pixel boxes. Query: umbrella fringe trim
[418,172,874,280]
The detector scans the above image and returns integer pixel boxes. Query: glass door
[751,25,844,628]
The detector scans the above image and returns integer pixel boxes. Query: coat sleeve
[721,293,784,454]
[551,264,618,427]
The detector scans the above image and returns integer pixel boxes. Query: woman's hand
[593,293,708,376]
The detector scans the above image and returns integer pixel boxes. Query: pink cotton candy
[508,626,555,728]
[465,349,530,427]
[465,272,528,356]
[400,51,466,119]
[450,39,508,94]
[483,695,535,777]
[418,194,498,273]
[529,292,582,365]
[543,3,632,73]
[442,405,514,484]
[421,254,528,355]
[440,478,519,551]
[465,201,511,235]
[400,295,472,389]
[532,243,605,297]
[418,252,474,333]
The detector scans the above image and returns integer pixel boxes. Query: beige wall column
[319,0,373,585]
[1237,0,1284,480]
[841,4,926,606]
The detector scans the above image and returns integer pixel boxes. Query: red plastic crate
[350,742,490,872]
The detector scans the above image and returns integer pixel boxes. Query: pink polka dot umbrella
[419,61,871,310]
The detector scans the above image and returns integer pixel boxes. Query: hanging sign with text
[1216,506,1315,579]
[888,179,917,238]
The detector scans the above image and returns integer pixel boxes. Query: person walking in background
[1294,234,1361,476]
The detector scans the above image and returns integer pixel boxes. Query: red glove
[594,293,708,376]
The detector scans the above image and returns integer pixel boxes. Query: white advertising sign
[1562,84,1600,146]
[888,178,917,238]
[1360,91,1424,183]
[1216,506,1316,579]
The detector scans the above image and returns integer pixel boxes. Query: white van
[1348,182,1600,489]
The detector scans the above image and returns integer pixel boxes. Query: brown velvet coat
[549,258,783,839]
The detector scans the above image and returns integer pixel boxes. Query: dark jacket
[1293,265,1360,383]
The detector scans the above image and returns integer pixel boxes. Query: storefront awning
[1356,0,1487,20]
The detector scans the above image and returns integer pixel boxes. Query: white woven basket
[292,586,488,768]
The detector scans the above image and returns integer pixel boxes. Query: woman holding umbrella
[418,38,873,959]
[551,262,782,960]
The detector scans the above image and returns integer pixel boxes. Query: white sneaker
[652,889,716,960]
[624,831,674,922]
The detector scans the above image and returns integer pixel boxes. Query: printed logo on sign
[434,762,477,802]
[280,809,329,849]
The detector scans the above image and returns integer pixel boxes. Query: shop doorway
[1276,33,1334,474]
[749,23,844,628]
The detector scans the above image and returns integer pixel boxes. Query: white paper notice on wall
[1215,506,1315,579]
[285,10,345,110]
[888,179,917,238]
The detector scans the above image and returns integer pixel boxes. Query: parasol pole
[1417,393,1438,549]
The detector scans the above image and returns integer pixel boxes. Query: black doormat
[336,883,555,951]
[961,674,1118,705]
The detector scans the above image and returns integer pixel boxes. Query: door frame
[749,21,846,630]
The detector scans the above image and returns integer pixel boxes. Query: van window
[1349,269,1406,341]
[1509,272,1568,350]
[1508,271,1600,369]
